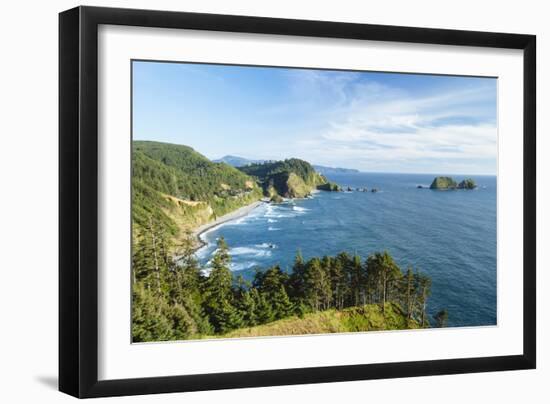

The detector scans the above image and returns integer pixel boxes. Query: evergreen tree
[366,251,401,313]
[304,258,331,311]
[349,254,365,306]
[415,272,432,326]
[253,289,274,324]
[132,216,172,295]
[272,285,294,319]
[434,309,448,327]
[167,303,197,340]
[211,299,244,333]
[330,255,347,310]
[170,264,212,335]
[202,237,242,333]
[253,266,293,320]
[253,265,289,297]
[132,283,174,342]
[132,229,153,287]
[238,290,258,327]
[320,256,334,309]
[288,250,306,301]
[234,275,257,327]
[403,267,416,320]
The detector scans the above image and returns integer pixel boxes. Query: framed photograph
[59,6,536,398]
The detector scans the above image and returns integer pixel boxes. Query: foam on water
[255,242,277,249]
[230,261,260,271]
[229,246,272,258]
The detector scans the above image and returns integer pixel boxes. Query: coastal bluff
[238,158,340,199]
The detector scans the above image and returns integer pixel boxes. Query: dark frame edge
[522,35,536,369]
[82,355,532,398]
[59,6,81,398]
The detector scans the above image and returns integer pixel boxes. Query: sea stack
[429,176,477,190]
[430,176,457,190]
[457,178,477,189]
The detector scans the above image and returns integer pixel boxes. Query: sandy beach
[193,200,266,250]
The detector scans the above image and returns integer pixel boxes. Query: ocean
[196,172,497,328]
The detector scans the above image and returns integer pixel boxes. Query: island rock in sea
[238,158,341,198]
[430,176,457,189]
[429,176,476,190]
[317,181,341,192]
[457,178,477,189]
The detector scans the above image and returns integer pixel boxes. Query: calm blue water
[197,173,497,328]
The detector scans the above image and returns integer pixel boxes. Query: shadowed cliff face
[267,172,310,198]
[238,158,335,199]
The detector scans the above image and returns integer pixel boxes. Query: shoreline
[192,200,267,252]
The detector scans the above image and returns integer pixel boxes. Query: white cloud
[284,72,497,174]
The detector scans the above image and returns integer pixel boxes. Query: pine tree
[434,309,448,327]
[404,267,416,320]
[213,299,244,333]
[272,285,294,319]
[320,256,334,309]
[202,237,241,333]
[253,289,274,324]
[238,290,258,327]
[234,275,257,327]
[366,251,401,313]
[304,258,331,311]
[132,229,154,287]
[330,255,347,310]
[132,283,175,342]
[288,250,306,301]
[349,254,365,306]
[416,272,432,326]
[167,303,197,340]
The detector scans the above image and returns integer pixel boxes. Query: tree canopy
[132,230,438,341]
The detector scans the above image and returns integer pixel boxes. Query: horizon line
[132,139,496,177]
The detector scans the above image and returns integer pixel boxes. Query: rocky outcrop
[317,182,341,192]
[457,178,477,189]
[266,172,311,198]
[429,176,477,190]
[430,176,457,190]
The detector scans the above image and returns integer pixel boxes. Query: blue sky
[133,61,497,175]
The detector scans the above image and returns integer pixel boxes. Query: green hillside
[238,158,333,199]
[132,141,263,246]
[221,303,418,339]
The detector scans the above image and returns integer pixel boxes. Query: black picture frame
[59,5,536,398]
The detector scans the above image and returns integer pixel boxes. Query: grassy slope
[218,303,419,339]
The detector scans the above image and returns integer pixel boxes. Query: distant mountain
[213,155,266,167]
[215,156,360,175]
[313,165,360,175]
